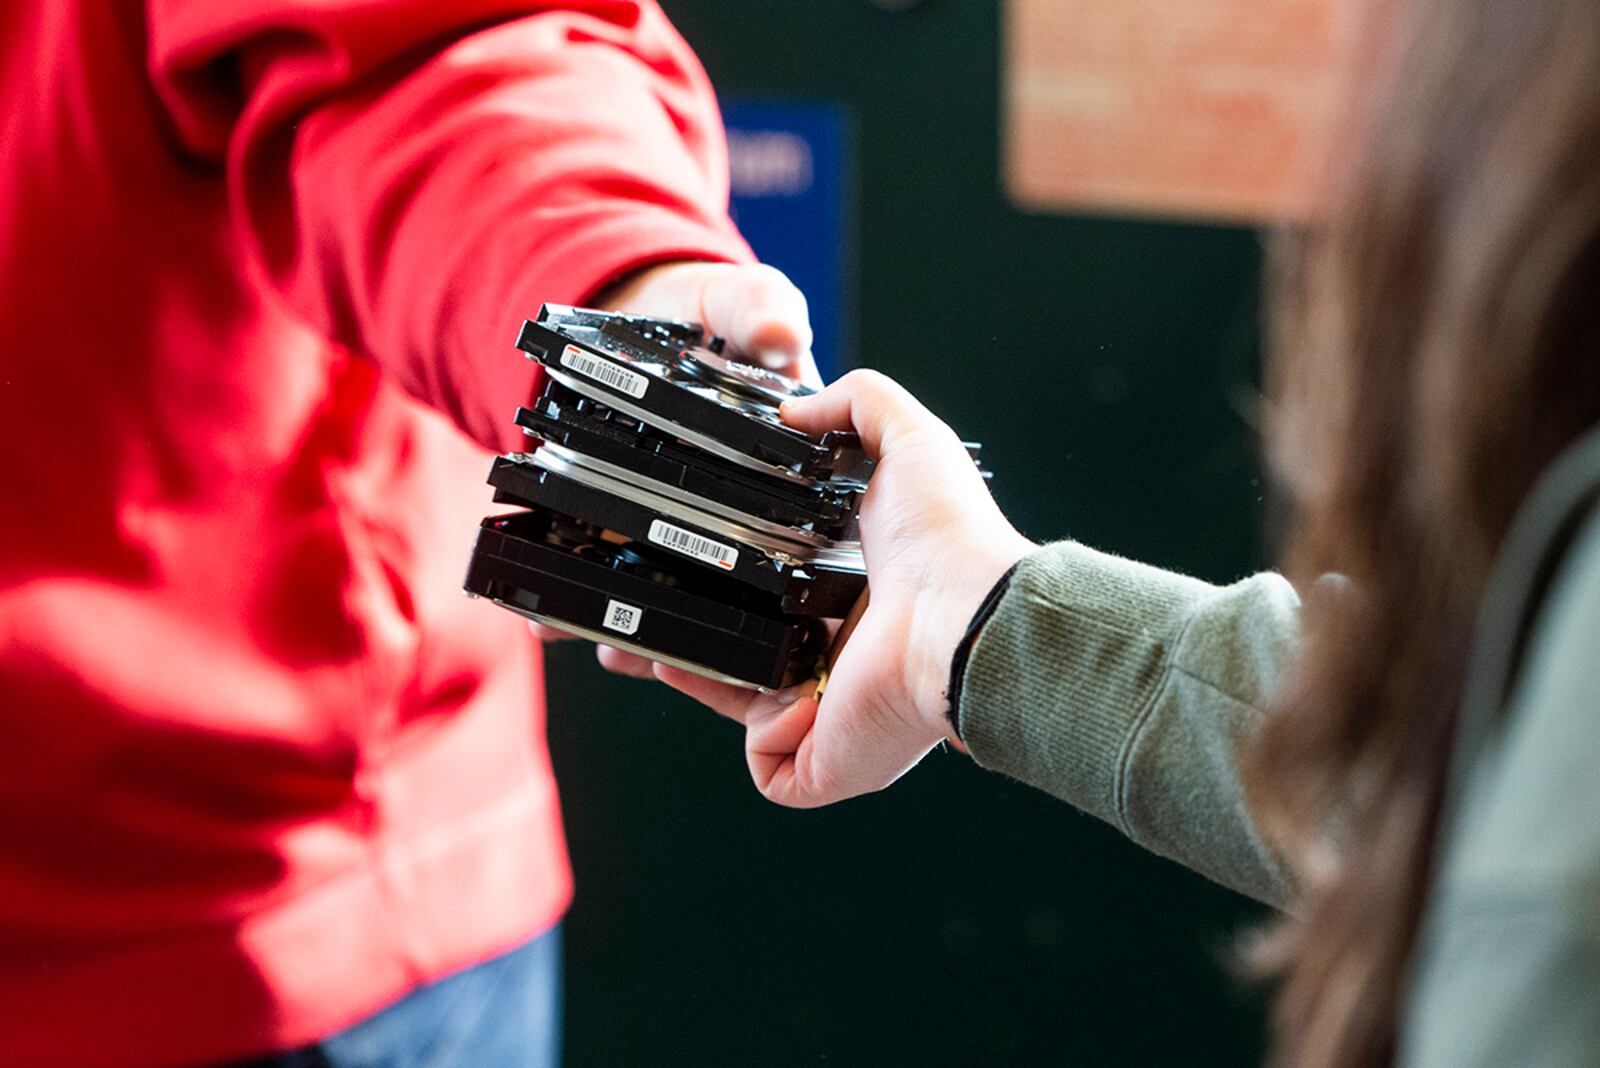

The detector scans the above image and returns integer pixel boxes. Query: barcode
[648,519,739,570]
[560,344,648,399]
[603,599,643,636]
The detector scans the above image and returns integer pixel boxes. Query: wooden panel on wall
[1004,0,1341,222]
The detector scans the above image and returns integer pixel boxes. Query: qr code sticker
[603,599,643,636]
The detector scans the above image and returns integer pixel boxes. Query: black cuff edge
[945,560,1025,740]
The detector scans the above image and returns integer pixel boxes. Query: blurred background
[545,0,1277,1063]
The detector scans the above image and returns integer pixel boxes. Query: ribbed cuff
[946,561,1023,737]
[956,541,1215,827]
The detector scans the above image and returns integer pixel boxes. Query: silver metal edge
[542,365,821,488]
[530,443,819,546]
[530,445,865,572]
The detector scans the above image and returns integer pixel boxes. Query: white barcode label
[602,599,643,636]
[648,519,739,571]
[560,344,648,399]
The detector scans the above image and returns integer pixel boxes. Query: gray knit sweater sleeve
[954,541,1300,907]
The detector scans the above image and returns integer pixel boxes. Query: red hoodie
[0,3,750,1064]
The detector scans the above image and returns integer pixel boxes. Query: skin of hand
[527,259,822,660]
[654,370,1036,808]
[599,259,821,385]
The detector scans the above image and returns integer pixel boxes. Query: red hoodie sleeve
[144,0,754,450]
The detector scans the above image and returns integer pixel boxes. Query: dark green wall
[546,2,1273,1063]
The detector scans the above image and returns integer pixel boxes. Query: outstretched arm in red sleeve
[144,0,814,452]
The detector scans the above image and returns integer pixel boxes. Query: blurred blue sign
[722,99,854,382]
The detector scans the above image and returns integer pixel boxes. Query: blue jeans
[231,926,562,1068]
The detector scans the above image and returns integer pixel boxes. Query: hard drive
[516,385,861,540]
[486,455,866,617]
[464,509,828,691]
[516,305,874,485]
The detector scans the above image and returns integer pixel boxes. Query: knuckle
[843,368,891,396]
[727,263,788,300]
[746,262,794,287]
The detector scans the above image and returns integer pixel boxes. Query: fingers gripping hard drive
[463,305,980,691]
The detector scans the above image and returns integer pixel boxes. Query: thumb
[779,369,946,459]
[695,263,814,369]
[598,261,814,372]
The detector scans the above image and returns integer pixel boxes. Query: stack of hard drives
[464,305,875,692]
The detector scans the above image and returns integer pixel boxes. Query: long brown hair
[1247,0,1600,1063]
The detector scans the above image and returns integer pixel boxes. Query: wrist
[904,528,1034,740]
[591,259,704,311]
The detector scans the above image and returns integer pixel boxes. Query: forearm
[149,1,751,453]
[955,541,1301,907]
[277,12,752,451]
